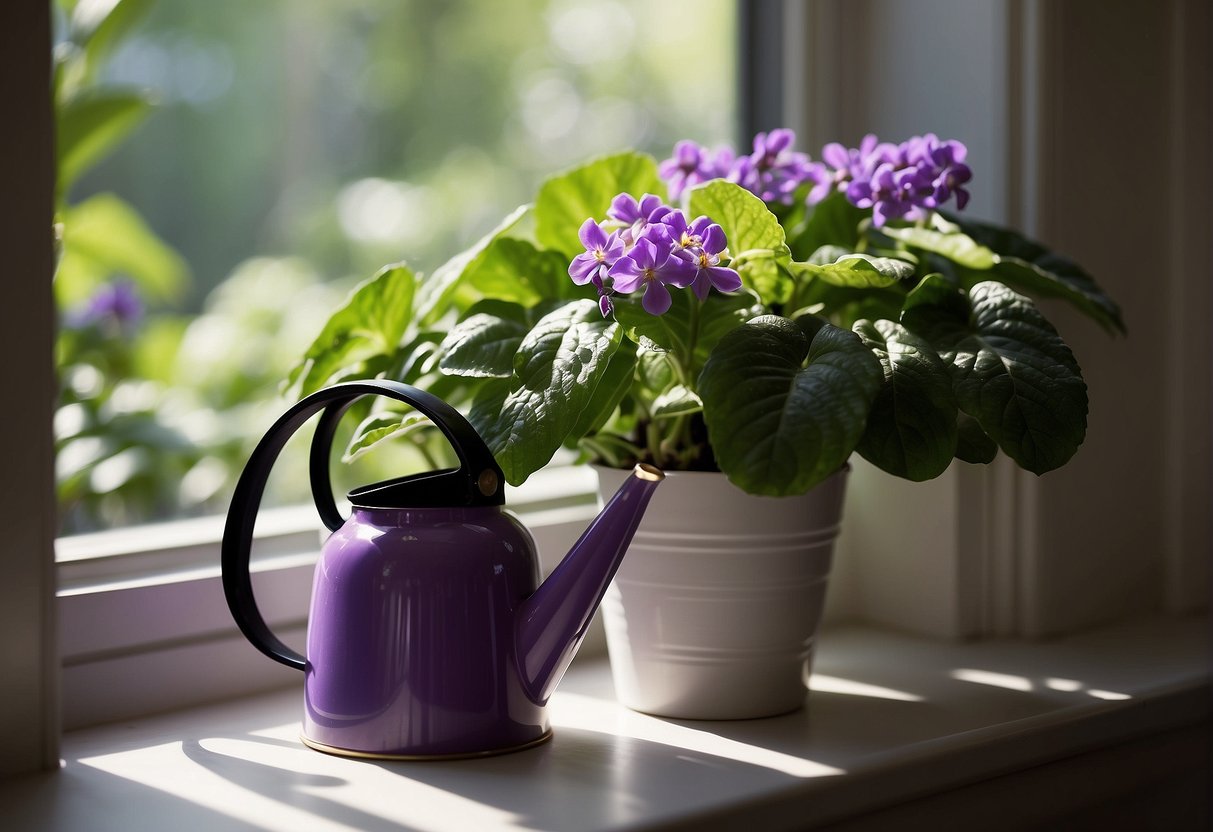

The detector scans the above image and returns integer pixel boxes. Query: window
[6,0,1206,773]
[51,0,741,730]
[54,0,737,536]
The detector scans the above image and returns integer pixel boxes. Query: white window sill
[9,616,1208,831]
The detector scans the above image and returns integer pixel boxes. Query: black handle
[221,380,504,671]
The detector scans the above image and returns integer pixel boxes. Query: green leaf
[438,305,531,378]
[651,384,702,419]
[343,412,432,463]
[534,152,662,253]
[853,319,958,481]
[287,263,416,397]
[71,0,154,80]
[612,289,761,367]
[465,237,579,305]
[472,300,622,485]
[56,193,188,304]
[789,192,867,259]
[882,226,997,269]
[943,213,1125,335]
[699,315,884,495]
[956,413,997,464]
[414,204,530,325]
[901,280,1088,474]
[57,90,152,193]
[688,179,791,302]
[566,343,638,440]
[788,251,914,289]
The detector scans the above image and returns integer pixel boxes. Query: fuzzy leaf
[438,314,529,378]
[902,280,1088,474]
[471,300,621,485]
[853,319,957,480]
[944,213,1125,335]
[789,192,867,258]
[699,315,883,495]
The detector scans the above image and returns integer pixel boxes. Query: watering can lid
[305,381,506,525]
[345,466,501,510]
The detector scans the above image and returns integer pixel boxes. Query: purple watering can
[222,380,663,760]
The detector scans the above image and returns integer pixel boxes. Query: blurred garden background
[53,0,736,534]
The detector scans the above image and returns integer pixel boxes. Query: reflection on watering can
[222,380,662,759]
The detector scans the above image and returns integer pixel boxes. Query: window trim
[0,0,59,777]
[23,0,1210,747]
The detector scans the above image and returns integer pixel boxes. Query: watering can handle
[221,380,504,671]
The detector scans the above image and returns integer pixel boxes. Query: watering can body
[221,380,662,759]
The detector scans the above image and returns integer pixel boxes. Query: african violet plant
[288,129,1122,496]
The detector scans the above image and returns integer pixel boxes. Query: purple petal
[598,294,614,317]
[568,253,601,284]
[707,265,742,294]
[641,281,673,315]
[608,193,641,224]
[701,223,727,255]
[577,217,607,250]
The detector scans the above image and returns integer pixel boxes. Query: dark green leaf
[651,384,702,419]
[956,413,997,464]
[566,343,639,440]
[699,315,883,495]
[901,280,1088,474]
[853,319,957,481]
[472,300,622,485]
[438,312,529,378]
[534,152,662,254]
[612,289,761,367]
[789,192,867,259]
[942,212,1124,334]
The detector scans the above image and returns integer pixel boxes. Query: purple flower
[608,192,673,228]
[68,280,143,332]
[822,133,974,224]
[904,133,972,210]
[678,222,743,301]
[568,219,624,286]
[608,237,696,316]
[658,142,711,202]
[741,129,828,205]
[657,143,740,202]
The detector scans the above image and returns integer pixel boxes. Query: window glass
[54,0,736,534]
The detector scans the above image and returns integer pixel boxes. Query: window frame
[5,0,1206,759]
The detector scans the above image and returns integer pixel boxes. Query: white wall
[810,0,1211,637]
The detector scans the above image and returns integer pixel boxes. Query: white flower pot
[595,465,848,720]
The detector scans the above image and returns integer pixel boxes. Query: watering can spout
[516,463,664,702]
